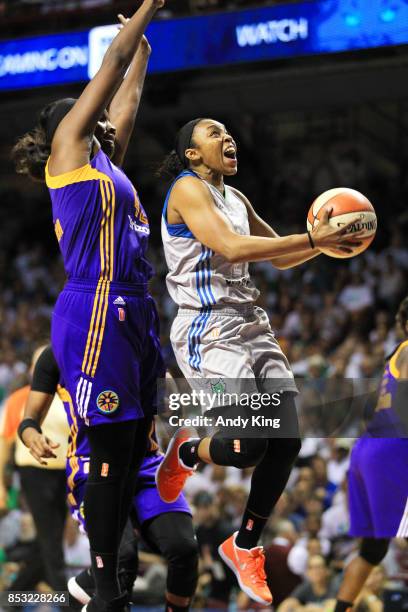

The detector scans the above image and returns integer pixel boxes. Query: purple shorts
[348,437,408,538]
[51,279,164,427]
[67,453,191,533]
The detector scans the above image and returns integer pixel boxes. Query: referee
[0,345,69,593]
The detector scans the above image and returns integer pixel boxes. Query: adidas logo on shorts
[113,296,126,305]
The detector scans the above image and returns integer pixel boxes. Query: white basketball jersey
[161,170,259,309]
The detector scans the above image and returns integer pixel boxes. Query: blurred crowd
[3,434,408,610]
[1,116,408,608]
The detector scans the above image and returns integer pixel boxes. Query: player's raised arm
[108,22,151,167]
[49,0,164,174]
[170,177,363,263]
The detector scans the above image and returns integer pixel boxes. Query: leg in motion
[334,538,390,612]
[83,419,147,608]
[142,512,199,612]
[218,436,300,606]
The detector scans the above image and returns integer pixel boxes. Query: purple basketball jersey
[46,150,163,426]
[46,148,152,284]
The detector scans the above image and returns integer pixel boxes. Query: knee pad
[86,422,139,484]
[210,434,268,468]
[165,536,199,598]
[163,534,199,566]
[360,538,390,565]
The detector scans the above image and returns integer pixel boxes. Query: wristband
[17,418,42,444]
[307,230,315,249]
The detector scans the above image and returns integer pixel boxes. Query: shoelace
[247,548,267,585]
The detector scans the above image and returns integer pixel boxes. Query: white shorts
[171,304,297,406]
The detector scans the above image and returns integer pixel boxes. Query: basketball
[307,188,377,258]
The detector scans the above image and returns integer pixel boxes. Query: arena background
[1,0,408,610]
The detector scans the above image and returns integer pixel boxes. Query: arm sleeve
[31,346,60,394]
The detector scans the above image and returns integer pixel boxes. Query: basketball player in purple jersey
[333,297,408,612]
[19,345,198,612]
[13,3,165,610]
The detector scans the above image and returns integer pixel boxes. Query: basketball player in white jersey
[156,118,363,606]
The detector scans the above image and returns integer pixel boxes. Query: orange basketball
[307,188,377,259]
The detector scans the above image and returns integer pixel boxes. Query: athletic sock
[179,439,200,468]
[334,601,354,612]
[235,438,300,550]
[90,551,120,601]
[165,602,189,612]
[235,508,268,550]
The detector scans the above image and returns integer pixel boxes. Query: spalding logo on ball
[307,188,377,259]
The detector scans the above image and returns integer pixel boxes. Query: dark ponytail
[156,149,185,179]
[12,126,50,183]
[12,98,76,183]
[156,118,205,179]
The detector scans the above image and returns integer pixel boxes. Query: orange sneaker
[218,532,272,605]
[155,427,198,503]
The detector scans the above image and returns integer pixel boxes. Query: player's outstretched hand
[22,429,60,466]
[118,13,130,28]
[118,16,152,55]
[147,0,166,9]
[312,208,365,254]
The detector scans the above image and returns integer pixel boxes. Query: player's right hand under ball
[312,208,365,254]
